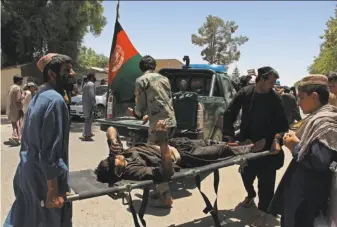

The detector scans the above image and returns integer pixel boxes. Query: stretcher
[66,150,271,227]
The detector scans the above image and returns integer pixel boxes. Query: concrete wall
[155,59,183,72]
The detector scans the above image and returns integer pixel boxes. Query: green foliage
[309,6,337,74]
[231,66,240,82]
[1,0,107,67]
[191,15,248,66]
[76,45,109,72]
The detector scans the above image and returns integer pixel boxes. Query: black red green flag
[108,19,142,100]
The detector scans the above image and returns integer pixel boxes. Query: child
[268,74,337,227]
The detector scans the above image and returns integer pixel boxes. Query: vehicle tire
[94,105,106,119]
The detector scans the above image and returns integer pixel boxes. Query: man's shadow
[129,171,215,217]
[168,205,280,227]
[3,140,20,147]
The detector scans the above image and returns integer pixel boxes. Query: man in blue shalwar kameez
[4,53,76,227]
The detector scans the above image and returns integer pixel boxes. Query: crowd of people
[3,52,337,227]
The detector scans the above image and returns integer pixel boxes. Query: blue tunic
[4,85,72,227]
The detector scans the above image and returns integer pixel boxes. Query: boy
[268,74,337,227]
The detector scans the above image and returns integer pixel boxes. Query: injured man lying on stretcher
[95,124,266,185]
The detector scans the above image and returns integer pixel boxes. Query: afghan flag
[108,19,142,101]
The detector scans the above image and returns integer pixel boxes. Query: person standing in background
[81,72,96,141]
[327,72,337,107]
[22,82,37,127]
[6,75,24,146]
[281,86,302,126]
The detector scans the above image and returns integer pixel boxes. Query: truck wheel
[94,106,106,119]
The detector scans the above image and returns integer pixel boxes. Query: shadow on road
[126,199,172,217]
[168,205,280,227]
[3,140,20,147]
[1,117,11,125]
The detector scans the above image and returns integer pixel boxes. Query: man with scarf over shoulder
[268,74,337,227]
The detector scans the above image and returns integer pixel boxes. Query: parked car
[70,85,107,119]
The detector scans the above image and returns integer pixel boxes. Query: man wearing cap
[4,53,75,227]
[6,75,24,145]
[222,66,289,225]
[22,82,37,127]
[269,74,337,227]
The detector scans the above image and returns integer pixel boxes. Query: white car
[70,85,107,119]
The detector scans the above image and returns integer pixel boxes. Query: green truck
[96,61,240,146]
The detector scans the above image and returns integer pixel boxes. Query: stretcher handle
[65,151,271,202]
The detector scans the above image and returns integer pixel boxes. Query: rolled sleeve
[40,99,68,180]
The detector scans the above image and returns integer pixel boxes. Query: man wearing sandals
[4,53,75,227]
[127,55,177,208]
[222,66,289,226]
[81,72,97,141]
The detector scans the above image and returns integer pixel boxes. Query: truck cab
[96,63,239,146]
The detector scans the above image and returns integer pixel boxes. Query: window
[222,77,233,100]
[95,86,108,96]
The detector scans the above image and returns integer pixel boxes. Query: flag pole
[116,0,120,20]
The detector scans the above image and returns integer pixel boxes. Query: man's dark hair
[239,75,252,89]
[326,71,337,83]
[87,72,95,81]
[139,55,156,72]
[95,157,120,185]
[43,54,72,82]
[13,75,23,84]
[283,86,290,93]
[298,84,330,105]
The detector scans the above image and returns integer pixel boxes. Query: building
[1,62,40,113]
[155,59,183,72]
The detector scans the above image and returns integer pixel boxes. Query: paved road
[1,117,291,227]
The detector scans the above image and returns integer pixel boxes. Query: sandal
[240,196,256,208]
[251,211,266,227]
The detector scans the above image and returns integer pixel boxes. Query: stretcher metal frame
[66,151,271,227]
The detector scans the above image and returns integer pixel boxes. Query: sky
[83,1,336,86]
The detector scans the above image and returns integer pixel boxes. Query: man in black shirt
[222,66,289,226]
[280,86,302,126]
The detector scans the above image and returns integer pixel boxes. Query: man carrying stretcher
[95,121,268,208]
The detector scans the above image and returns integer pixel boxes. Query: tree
[1,0,107,67]
[76,45,109,72]
[308,6,337,74]
[191,15,248,66]
[231,66,240,82]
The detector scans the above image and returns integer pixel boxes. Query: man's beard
[55,72,69,95]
